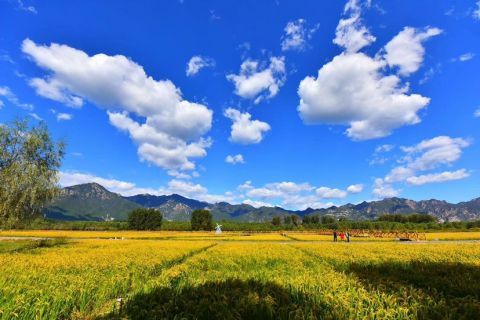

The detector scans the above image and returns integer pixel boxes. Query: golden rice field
[0,231,479,319]
[0,230,288,241]
[1,230,480,241]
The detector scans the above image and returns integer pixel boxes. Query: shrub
[191,209,213,231]
[127,208,163,230]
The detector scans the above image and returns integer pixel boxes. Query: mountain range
[43,183,480,222]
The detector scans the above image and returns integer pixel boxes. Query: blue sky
[1,0,479,209]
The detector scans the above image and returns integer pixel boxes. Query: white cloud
[475,108,480,118]
[273,181,313,194]
[227,56,286,104]
[0,53,14,64]
[108,111,212,170]
[333,0,375,53]
[225,154,245,165]
[186,56,215,76]
[167,179,207,196]
[29,112,42,121]
[384,166,415,184]
[167,179,237,203]
[372,178,400,198]
[474,1,480,20]
[346,184,364,193]
[371,144,395,164]
[298,53,430,140]
[298,0,440,141]
[418,66,438,85]
[167,170,193,179]
[0,86,34,110]
[237,180,254,191]
[281,19,319,51]
[22,39,213,172]
[247,187,283,199]
[454,52,475,62]
[243,180,360,208]
[224,108,271,144]
[384,27,442,76]
[316,186,347,199]
[281,194,335,211]
[56,113,73,121]
[242,199,274,208]
[29,78,83,107]
[246,181,312,199]
[375,144,395,153]
[406,169,470,186]
[210,10,220,20]
[399,136,470,171]
[17,0,37,14]
[243,181,334,210]
[373,136,471,198]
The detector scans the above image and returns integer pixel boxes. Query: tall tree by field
[291,215,300,226]
[271,216,281,226]
[283,215,292,225]
[0,119,64,227]
[127,208,163,230]
[191,209,213,231]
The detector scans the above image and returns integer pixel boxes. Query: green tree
[283,215,292,225]
[321,215,335,224]
[127,208,163,230]
[191,209,213,231]
[291,215,300,226]
[0,119,64,227]
[271,216,281,226]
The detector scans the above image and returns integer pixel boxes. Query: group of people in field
[333,231,350,242]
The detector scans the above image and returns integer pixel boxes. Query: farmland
[0,231,479,319]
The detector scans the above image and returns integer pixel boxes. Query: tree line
[127,208,213,231]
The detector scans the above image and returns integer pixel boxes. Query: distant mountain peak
[46,183,480,222]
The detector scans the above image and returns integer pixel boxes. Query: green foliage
[9,216,480,232]
[321,215,335,224]
[378,213,437,223]
[283,215,292,224]
[303,215,335,224]
[271,216,281,226]
[303,215,319,224]
[0,118,64,227]
[190,209,212,231]
[291,215,300,226]
[127,208,163,230]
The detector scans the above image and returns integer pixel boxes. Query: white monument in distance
[215,223,222,235]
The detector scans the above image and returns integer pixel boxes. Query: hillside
[44,183,480,222]
[44,183,141,221]
[305,197,480,222]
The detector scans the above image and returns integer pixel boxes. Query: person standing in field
[333,231,338,242]
[339,232,345,241]
[346,232,350,242]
